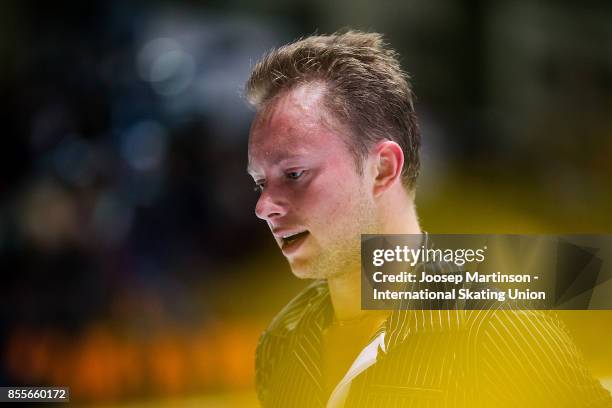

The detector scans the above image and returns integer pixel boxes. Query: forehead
[248,84,350,169]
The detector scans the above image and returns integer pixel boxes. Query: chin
[289,264,316,279]
[288,258,324,280]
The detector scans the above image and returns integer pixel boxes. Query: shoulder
[463,307,584,368]
[466,308,612,405]
[466,307,574,348]
[263,279,328,337]
[254,279,328,403]
[256,279,327,361]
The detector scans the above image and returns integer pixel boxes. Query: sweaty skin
[248,83,376,282]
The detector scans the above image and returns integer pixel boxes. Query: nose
[255,189,288,221]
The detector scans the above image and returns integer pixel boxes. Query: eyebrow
[246,153,306,177]
[246,166,259,178]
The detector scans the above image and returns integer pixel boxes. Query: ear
[371,140,404,197]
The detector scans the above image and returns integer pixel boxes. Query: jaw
[287,239,362,281]
[287,256,318,279]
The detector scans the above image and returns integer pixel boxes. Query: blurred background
[1,0,611,406]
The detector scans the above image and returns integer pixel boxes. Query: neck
[327,268,363,321]
[328,194,420,322]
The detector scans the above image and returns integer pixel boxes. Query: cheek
[298,166,364,224]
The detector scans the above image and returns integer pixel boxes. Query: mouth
[280,230,310,254]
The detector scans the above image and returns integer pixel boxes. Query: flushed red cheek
[309,196,350,228]
[288,161,358,219]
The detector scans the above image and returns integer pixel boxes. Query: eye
[286,170,305,180]
[253,181,265,194]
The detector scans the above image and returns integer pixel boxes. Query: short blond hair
[246,30,421,190]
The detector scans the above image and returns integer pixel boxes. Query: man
[246,31,611,407]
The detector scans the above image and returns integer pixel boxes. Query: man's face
[248,84,376,279]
